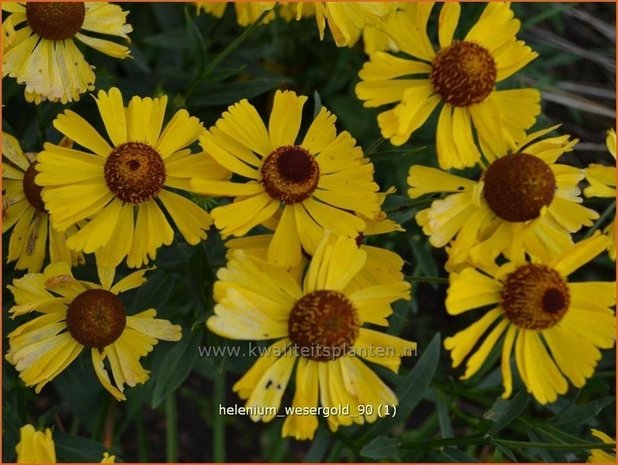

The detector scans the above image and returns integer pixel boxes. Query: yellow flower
[408,126,599,270]
[15,424,116,463]
[16,425,55,463]
[192,90,380,270]
[584,129,616,260]
[588,429,616,463]
[2,133,83,272]
[195,2,277,26]
[2,2,132,104]
[6,262,182,401]
[37,87,228,269]
[444,235,615,404]
[356,2,541,169]
[208,235,415,440]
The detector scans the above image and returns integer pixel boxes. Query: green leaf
[54,432,117,462]
[151,328,201,408]
[303,425,332,462]
[359,333,441,440]
[552,396,615,428]
[52,355,108,434]
[185,9,207,78]
[190,76,290,107]
[131,269,176,313]
[360,436,401,460]
[485,389,530,436]
[143,29,191,49]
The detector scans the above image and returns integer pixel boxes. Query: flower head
[192,90,380,270]
[208,235,414,439]
[408,127,599,269]
[356,2,540,169]
[37,87,228,268]
[2,133,83,272]
[6,262,182,400]
[444,235,615,404]
[2,2,132,104]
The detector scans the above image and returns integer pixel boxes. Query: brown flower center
[26,2,86,41]
[483,152,556,222]
[261,145,319,204]
[501,264,570,329]
[430,40,497,107]
[66,289,127,349]
[22,162,47,213]
[104,142,166,204]
[288,290,360,361]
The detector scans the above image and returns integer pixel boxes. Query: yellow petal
[94,87,127,146]
[268,90,307,148]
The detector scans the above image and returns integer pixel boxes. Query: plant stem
[401,434,616,451]
[203,8,272,78]
[136,411,149,463]
[405,275,449,284]
[584,201,616,238]
[213,374,226,462]
[385,197,436,214]
[166,393,179,462]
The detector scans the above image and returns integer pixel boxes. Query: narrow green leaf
[54,432,116,462]
[151,328,201,408]
[552,396,615,428]
[359,333,441,440]
[304,425,332,462]
[143,29,190,49]
[185,9,207,78]
[190,77,290,107]
[131,269,175,313]
[485,389,530,435]
[360,436,401,460]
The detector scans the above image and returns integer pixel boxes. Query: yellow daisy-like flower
[588,429,616,463]
[444,235,616,404]
[408,126,599,270]
[192,90,380,270]
[584,129,616,260]
[15,424,116,463]
[2,2,132,104]
[208,235,415,440]
[195,2,278,26]
[36,87,229,269]
[356,2,541,169]
[6,262,182,401]
[2,133,83,272]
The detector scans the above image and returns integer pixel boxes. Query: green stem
[136,412,149,463]
[385,197,436,214]
[203,8,272,78]
[165,394,179,463]
[584,201,616,238]
[405,275,449,284]
[401,434,616,451]
[213,374,226,462]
